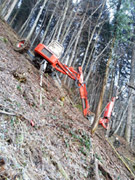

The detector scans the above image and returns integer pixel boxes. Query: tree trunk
[85,39,111,83]
[30,10,47,48]
[61,9,76,44]
[26,0,48,41]
[114,103,128,134]
[4,0,18,21]
[125,47,135,142]
[56,0,70,42]
[91,0,122,134]
[0,0,10,17]
[66,13,86,86]
[91,37,115,134]
[49,18,61,43]
[83,22,104,79]
[40,0,60,43]
[18,0,42,36]
[9,7,19,26]
[62,11,86,84]
[81,0,106,69]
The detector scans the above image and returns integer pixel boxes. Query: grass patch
[69,130,91,155]
[74,104,83,111]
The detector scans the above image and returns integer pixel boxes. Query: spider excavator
[14,40,119,129]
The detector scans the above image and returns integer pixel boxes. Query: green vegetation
[0,36,8,43]
[69,130,91,156]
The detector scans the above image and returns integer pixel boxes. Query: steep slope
[0,20,134,180]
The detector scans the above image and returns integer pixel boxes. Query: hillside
[0,20,135,180]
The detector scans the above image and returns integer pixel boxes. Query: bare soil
[0,19,135,180]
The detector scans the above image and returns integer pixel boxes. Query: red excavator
[14,40,118,128]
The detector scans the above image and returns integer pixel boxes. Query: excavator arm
[99,97,116,129]
[77,67,90,118]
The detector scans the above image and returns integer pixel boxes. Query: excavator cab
[47,41,64,58]
[34,41,64,61]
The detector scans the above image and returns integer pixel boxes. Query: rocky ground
[0,19,135,180]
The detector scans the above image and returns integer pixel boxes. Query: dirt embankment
[0,19,135,180]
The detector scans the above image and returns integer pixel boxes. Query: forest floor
[0,19,135,180]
